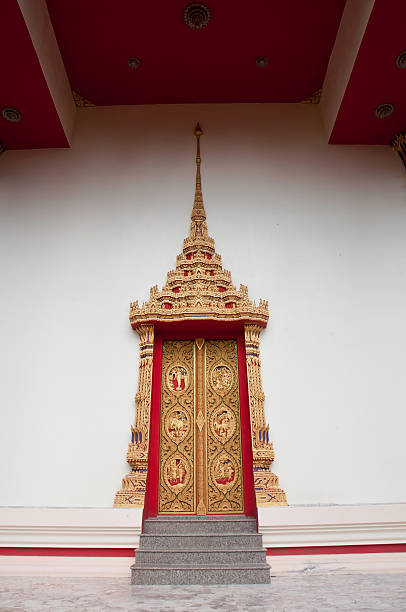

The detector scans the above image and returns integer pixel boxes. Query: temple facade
[114,125,286,513]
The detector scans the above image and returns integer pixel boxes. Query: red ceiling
[330,0,406,144]
[0,0,68,149]
[1,0,405,150]
[45,0,346,105]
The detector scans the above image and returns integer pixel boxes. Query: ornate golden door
[158,338,245,514]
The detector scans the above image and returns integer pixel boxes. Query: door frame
[142,320,258,522]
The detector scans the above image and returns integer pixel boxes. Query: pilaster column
[244,324,287,506]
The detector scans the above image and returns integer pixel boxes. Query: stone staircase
[131,515,270,585]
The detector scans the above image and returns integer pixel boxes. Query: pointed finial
[191,123,206,222]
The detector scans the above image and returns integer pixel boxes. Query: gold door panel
[159,340,195,513]
[206,340,244,513]
[158,339,244,514]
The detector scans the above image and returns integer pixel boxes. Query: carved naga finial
[191,123,206,223]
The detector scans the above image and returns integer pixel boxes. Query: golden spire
[191,123,206,222]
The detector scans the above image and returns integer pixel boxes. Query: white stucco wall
[0,103,405,507]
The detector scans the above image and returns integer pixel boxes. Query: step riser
[144,519,257,535]
[136,550,267,566]
[131,567,271,585]
[139,534,263,550]
[133,516,270,584]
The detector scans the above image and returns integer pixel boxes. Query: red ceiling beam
[0,0,75,150]
[321,0,406,145]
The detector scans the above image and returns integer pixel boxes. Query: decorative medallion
[2,108,21,122]
[167,364,190,392]
[396,50,406,69]
[184,3,211,30]
[128,57,141,70]
[375,103,394,119]
[163,454,190,491]
[211,408,236,442]
[196,410,205,432]
[211,452,238,492]
[165,408,190,440]
[210,363,234,395]
[256,56,269,68]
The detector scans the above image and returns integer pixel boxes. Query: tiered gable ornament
[114,124,287,508]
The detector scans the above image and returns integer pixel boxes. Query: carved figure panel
[206,340,244,513]
[159,340,195,513]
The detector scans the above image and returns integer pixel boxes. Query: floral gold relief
[158,338,245,515]
[114,325,154,507]
[159,341,195,513]
[206,340,244,513]
[245,325,287,506]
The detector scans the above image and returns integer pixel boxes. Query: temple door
[158,338,245,514]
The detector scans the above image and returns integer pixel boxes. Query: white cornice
[0,504,405,549]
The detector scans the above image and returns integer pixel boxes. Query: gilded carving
[392,131,406,169]
[128,126,268,329]
[72,90,96,107]
[245,324,287,506]
[301,88,322,104]
[114,324,154,506]
[195,338,207,514]
[206,340,244,513]
[114,124,287,508]
[159,340,195,513]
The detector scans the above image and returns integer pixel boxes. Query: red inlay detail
[142,338,163,523]
[266,544,406,556]
[1,543,405,558]
[0,548,134,557]
[0,543,406,558]
[143,321,258,522]
[164,303,173,309]
[237,335,258,520]
[186,253,195,260]
[210,271,214,276]
[172,287,180,293]
[225,302,235,308]
[206,253,212,260]
[218,286,226,292]
[184,271,188,276]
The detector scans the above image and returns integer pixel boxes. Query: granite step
[144,516,257,535]
[135,548,267,566]
[139,533,264,550]
[131,564,271,585]
[132,516,270,584]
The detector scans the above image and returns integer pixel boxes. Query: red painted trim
[1,543,405,558]
[142,337,163,522]
[266,544,406,556]
[237,334,257,520]
[0,548,134,557]
[142,321,257,522]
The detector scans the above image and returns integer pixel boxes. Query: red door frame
[142,320,258,524]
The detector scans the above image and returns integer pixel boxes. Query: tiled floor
[0,574,405,611]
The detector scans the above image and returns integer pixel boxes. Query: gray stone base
[131,515,270,585]
[131,564,271,585]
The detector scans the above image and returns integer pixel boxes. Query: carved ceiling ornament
[114,125,287,507]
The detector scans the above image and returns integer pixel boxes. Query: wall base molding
[0,553,405,577]
[0,504,405,576]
